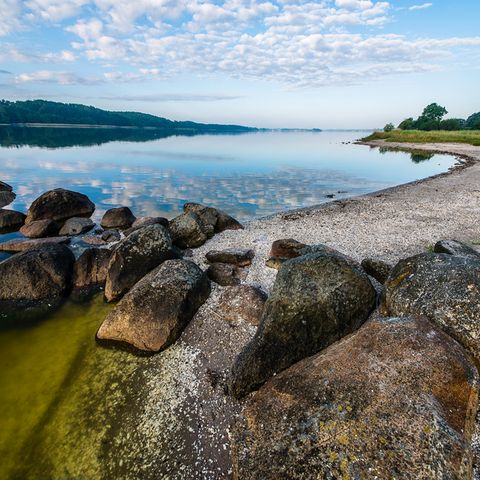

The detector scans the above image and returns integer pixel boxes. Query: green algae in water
[0,295,142,479]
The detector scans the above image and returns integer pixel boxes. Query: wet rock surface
[72,248,112,299]
[105,224,177,302]
[59,217,94,236]
[20,219,58,238]
[101,207,136,230]
[230,250,376,398]
[25,188,95,225]
[206,248,255,266]
[97,260,211,353]
[0,245,75,320]
[0,236,70,252]
[0,209,26,233]
[361,257,393,284]
[232,315,479,480]
[381,252,480,364]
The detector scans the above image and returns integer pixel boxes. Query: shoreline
[191,140,480,291]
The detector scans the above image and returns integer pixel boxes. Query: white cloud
[409,3,433,10]
[15,70,98,84]
[0,0,21,36]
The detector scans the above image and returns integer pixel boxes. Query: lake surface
[0,128,458,478]
[0,128,456,224]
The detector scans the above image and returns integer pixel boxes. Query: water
[0,127,458,478]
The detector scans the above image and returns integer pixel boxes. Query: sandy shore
[192,140,480,292]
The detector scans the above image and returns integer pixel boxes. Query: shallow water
[0,128,459,477]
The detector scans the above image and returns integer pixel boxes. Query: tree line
[384,103,480,132]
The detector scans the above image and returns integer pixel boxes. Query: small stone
[101,207,136,229]
[269,238,307,258]
[207,263,242,286]
[20,219,58,238]
[101,229,121,242]
[82,235,108,246]
[265,257,286,270]
[206,248,255,266]
[59,217,94,236]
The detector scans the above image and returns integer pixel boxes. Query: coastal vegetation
[0,99,257,133]
[362,129,480,146]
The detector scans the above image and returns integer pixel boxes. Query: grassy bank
[362,130,480,146]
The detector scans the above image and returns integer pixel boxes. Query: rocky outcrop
[381,252,480,364]
[0,181,15,208]
[207,262,242,286]
[0,245,75,320]
[97,260,211,353]
[20,219,58,238]
[72,248,112,299]
[0,236,70,252]
[232,316,479,480]
[434,239,480,259]
[105,224,177,302]
[59,217,94,236]
[206,248,254,266]
[25,189,95,225]
[230,250,376,397]
[169,212,210,248]
[0,209,26,233]
[101,207,136,229]
[361,257,393,284]
[216,285,267,326]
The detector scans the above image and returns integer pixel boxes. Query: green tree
[421,103,448,122]
[383,123,394,132]
[466,112,480,130]
[398,117,415,130]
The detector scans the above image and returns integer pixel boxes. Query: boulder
[265,257,286,270]
[361,257,393,284]
[25,189,95,225]
[82,234,108,246]
[230,250,376,398]
[232,316,479,480]
[215,209,243,232]
[434,239,480,259]
[169,212,209,248]
[184,202,243,233]
[59,217,94,236]
[381,253,480,364]
[0,245,75,320]
[0,181,15,208]
[125,216,169,236]
[207,262,242,286]
[72,248,112,299]
[217,285,267,326]
[101,229,121,242]
[20,219,58,238]
[105,224,177,302]
[0,236,70,253]
[0,209,26,233]
[206,248,255,266]
[269,238,307,258]
[97,259,211,353]
[101,207,136,229]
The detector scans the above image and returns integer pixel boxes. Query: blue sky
[0,0,479,128]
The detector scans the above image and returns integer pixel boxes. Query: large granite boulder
[232,316,479,480]
[434,239,480,259]
[101,207,136,230]
[230,250,376,397]
[20,219,58,238]
[72,248,112,299]
[169,212,210,248]
[25,189,95,225]
[59,217,94,236]
[97,260,211,353]
[0,236,70,252]
[105,224,177,302]
[0,209,26,233]
[184,202,243,233]
[0,245,75,320]
[0,181,15,208]
[381,252,480,363]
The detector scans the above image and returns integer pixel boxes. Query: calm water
[0,128,456,223]
[0,128,458,478]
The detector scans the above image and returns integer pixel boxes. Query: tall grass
[362,130,480,146]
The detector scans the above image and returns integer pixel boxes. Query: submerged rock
[0,245,75,320]
[232,316,479,480]
[97,259,211,353]
[101,207,136,230]
[434,239,480,259]
[105,224,177,302]
[20,219,58,238]
[229,250,376,398]
[206,248,255,266]
[169,212,209,248]
[59,217,94,236]
[381,252,480,364]
[0,209,26,233]
[0,236,70,252]
[25,189,95,225]
[0,181,15,208]
[72,248,112,299]
[361,257,393,284]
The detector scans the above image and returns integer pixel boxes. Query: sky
[0,0,479,128]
